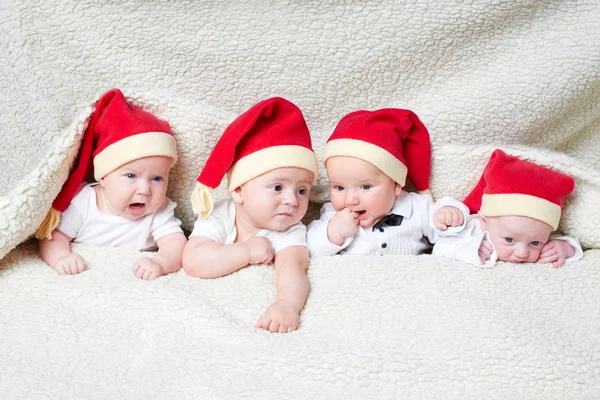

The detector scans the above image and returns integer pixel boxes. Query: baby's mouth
[129,203,146,213]
[356,210,367,219]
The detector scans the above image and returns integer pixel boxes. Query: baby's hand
[478,239,494,264]
[538,240,575,269]
[132,257,165,280]
[433,206,465,230]
[245,236,274,265]
[255,299,300,333]
[328,208,360,245]
[54,253,86,276]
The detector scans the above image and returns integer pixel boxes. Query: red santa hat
[191,97,318,217]
[463,149,574,230]
[323,108,431,192]
[35,88,178,239]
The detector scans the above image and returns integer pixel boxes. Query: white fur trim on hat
[94,132,178,180]
[324,138,408,186]
[481,193,562,230]
[227,145,318,191]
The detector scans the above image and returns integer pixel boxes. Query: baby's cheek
[330,195,345,211]
[491,242,510,261]
[531,248,544,262]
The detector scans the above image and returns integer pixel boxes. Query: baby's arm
[39,230,86,275]
[132,232,187,280]
[182,235,273,279]
[425,196,470,241]
[432,218,496,267]
[255,246,309,333]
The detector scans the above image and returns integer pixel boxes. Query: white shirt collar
[389,190,413,219]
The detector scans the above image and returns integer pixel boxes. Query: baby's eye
[298,188,307,196]
[270,184,283,192]
[360,184,372,190]
[333,185,344,192]
[531,241,541,246]
[152,176,163,182]
[126,173,136,179]
[504,237,514,243]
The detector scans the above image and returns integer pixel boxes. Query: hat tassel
[191,182,214,218]
[34,208,61,240]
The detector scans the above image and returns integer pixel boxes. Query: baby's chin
[265,217,302,232]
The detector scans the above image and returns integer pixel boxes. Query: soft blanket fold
[1,241,599,398]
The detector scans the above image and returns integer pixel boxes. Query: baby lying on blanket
[37,89,187,280]
[183,97,318,334]
[433,149,583,268]
[307,108,469,256]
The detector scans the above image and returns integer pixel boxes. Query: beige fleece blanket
[1,0,599,398]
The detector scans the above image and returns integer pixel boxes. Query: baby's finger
[76,258,86,273]
[446,212,458,227]
[537,255,558,264]
[142,269,154,280]
[132,263,140,273]
[64,262,76,275]
[255,315,270,330]
[55,264,67,276]
[268,320,281,333]
[278,324,288,334]
[482,241,494,252]
[433,219,447,230]
[539,249,557,259]
[135,266,146,279]
[540,243,556,252]
[552,258,565,269]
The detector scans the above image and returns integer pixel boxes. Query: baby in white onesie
[182,97,319,334]
[37,89,187,280]
[433,149,582,268]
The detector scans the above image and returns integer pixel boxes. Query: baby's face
[98,156,172,220]
[326,156,401,228]
[233,167,314,232]
[480,215,553,263]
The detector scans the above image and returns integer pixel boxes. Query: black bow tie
[372,213,403,231]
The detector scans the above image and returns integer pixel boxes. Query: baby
[182,97,319,334]
[433,149,583,268]
[307,108,469,256]
[37,89,187,280]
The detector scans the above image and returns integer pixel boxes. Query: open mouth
[356,210,367,219]
[128,203,146,213]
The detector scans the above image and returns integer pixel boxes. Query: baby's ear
[394,183,403,197]
[231,187,243,204]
